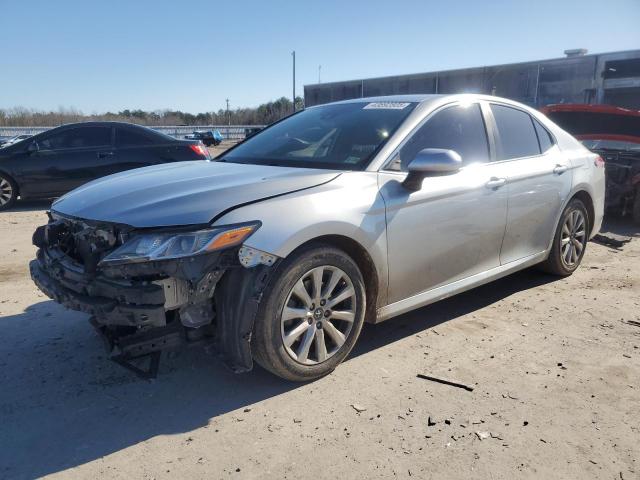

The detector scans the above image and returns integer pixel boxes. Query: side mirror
[27,141,39,153]
[402,148,462,191]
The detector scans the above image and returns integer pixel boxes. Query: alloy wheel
[280,265,357,365]
[560,209,586,267]
[0,177,13,206]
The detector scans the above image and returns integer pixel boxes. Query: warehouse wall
[304,50,640,109]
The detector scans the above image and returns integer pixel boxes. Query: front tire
[0,173,18,211]
[540,198,589,276]
[252,244,366,382]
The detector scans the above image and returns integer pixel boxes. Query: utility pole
[226,98,230,126]
[292,50,296,113]
[318,64,322,84]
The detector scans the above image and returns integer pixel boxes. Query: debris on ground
[351,404,367,413]
[416,374,474,392]
[625,320,640,328]
[475,431,491,440]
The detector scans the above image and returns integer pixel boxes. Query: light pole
[292,50,296,113]
[226,98,230,126]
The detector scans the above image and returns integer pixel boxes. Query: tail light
[189,143,210,159]
[594,155,605,168]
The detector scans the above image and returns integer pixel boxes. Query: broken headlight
[99,223,260,265]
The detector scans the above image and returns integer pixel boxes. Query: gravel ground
[0,194,638,479]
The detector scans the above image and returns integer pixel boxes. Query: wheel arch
[0,169,19,194]
[0,169,20,206]
[570,189,595,237]
[288,234,380,324]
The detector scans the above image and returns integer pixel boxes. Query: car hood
[52,161,341,227]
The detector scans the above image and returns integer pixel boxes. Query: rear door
[379,102,509,304]
[114,126,168,171]
[486,103,572,264]
[114,126,196,170]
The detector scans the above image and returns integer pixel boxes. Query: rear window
[491,104,540,160]
[221,101,417,170]
[116,127,161,147]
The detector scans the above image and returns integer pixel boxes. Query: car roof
[56,121,150,128]
[315,93,536,110]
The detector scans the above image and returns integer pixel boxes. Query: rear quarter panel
[540,116,606,238]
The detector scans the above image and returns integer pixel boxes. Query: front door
[380,102,508,304]
[32,125,115,195]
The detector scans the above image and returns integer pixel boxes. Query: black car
[0,122,210,210]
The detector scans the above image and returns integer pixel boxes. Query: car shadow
[600,214,640,238]
[0,267,559,479]
[352,267,558,357]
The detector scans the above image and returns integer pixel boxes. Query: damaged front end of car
[30,211,279,378]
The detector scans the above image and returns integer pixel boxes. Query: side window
[533,119,554,153]
[39,131,68,150]
[392,104,489,171]
[40,127,111,150]
[116,127,157,147]
[490,104,540,160]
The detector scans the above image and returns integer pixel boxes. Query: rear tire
[252,244,366,382]
[540,198,589,276]
[0,173,18,211]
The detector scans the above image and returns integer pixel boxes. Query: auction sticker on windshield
[363,102,411,110]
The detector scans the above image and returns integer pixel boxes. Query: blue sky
[1,0,638,113]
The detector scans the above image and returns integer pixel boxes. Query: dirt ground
[0,194,639,479]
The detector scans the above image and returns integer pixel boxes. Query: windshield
[220,101,417,169]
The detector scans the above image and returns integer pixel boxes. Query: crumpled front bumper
[29,213,285,377]
[30,250,167,327]
[30,240,279,375]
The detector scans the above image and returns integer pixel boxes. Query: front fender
[213,171,389,306]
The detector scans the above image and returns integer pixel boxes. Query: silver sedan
[31,94,605,381]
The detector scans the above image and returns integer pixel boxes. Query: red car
[542,104,640,223]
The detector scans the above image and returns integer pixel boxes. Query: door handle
[553,164,568,174]
[485,177,507,189]
[97,151,114,158]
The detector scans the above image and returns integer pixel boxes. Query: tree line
[0,96,305,127]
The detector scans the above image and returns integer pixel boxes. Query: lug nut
[316,322,322,329]
[308,318,313,325]
[324,310,331,317]
[320,299,326,306]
